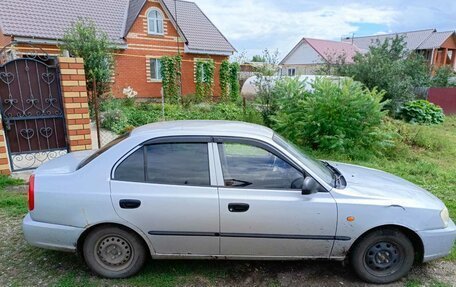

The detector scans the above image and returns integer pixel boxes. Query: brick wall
[0,120,11,175]
[1,29,16,174]
[111,0,229,98]
[4,0,231,100]
[0,30,12,47]
[58,57,92,152]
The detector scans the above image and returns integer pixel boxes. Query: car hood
[329,162,444,209]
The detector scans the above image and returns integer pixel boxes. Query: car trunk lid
[34,150,95,175]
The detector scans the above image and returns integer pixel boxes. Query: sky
[192,0,456,61]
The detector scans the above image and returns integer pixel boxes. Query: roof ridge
[120,0,131,39]
[123,0,147,37]
[188,1,237,52]
[159,0,188,44]
[346,28,436,40]
[432,30,456,34]
[305,37,355,45]
[279,38,305,65]
[172,0,196,3]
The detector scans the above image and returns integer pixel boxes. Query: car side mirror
[302,177,319,195]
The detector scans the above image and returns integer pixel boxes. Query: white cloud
[192,0,454,59]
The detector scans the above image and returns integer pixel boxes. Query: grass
[406,280,452,287]
[0,175,25,217]
[50,261,229,287]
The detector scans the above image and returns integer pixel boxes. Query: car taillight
[28,174,35,211]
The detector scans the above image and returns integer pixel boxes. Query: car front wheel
[83,226,148,278]
[350,228,415,284]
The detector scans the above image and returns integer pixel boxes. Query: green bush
[333,36,430,115]
[273,78,390,155]
[100,100,263,134]
[431,65,456,87]
[100,109,130,134]
[400,100,445,125]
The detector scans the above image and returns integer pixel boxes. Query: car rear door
[213,138,339,257]
[110,137,220,255]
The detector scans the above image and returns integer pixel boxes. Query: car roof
[130,120,274,138]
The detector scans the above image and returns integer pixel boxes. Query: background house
[281,29,456,76]
[0,0,236,98]
[342,29,456,71]
[279,38,360,76]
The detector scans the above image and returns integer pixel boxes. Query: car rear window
[114,147,145,182]
[77,133,130,170]
[145,143,210,186]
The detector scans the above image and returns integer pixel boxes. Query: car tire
[350,228,414,284]
[82,226,148,278]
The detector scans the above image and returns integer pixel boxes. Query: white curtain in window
[148,9,164,34]
[150,59,162,80]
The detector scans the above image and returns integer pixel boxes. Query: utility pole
[175,0,183,101]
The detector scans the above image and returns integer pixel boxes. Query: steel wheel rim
[364,240,403,276]
[94,234,134,271]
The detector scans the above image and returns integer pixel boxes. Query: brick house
[0,0,236,98]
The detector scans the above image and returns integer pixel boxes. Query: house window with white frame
[150,58,162,80]
[198,64,206,82]
[147,9,164,35]
[287,68,296,77]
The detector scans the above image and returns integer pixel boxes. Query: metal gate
[0,51,68,171]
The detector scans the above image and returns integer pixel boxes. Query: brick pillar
[0,119,11,175]
[58,57,92,152]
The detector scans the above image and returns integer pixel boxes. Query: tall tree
[61,18,115,102]
[335,36,430,114]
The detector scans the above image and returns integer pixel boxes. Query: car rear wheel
[350,228,414,284]
[83,226,147,278]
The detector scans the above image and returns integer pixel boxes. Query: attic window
[147,8,164,35]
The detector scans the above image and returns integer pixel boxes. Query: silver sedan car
[23,121,455,283]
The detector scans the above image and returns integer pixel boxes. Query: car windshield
[273,133,334,186]
[77,132,130,169]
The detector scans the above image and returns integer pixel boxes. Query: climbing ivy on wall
[195,59,215,100]
[228,62,240,102]
[160,55,181,104]
[219,60,240,102]
[219,60,230,101]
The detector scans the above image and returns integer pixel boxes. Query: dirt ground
[1,186,455,287]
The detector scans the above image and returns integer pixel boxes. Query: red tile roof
[304,38,360,63]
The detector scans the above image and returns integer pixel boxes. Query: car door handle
[228,203,249,213]
[119,199,141,209]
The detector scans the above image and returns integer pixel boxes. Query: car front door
[110,137,220,255]
[213,138,338,257]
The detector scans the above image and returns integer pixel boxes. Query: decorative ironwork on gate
[0,46,68,171]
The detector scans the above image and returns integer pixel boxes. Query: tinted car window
[218,143,303,189]
[146,143,210,186]
[114,147,145,182]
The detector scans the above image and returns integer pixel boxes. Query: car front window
[273,133,334,186]
[218,142,304,190]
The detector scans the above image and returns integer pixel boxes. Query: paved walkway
[90,122,118,149]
